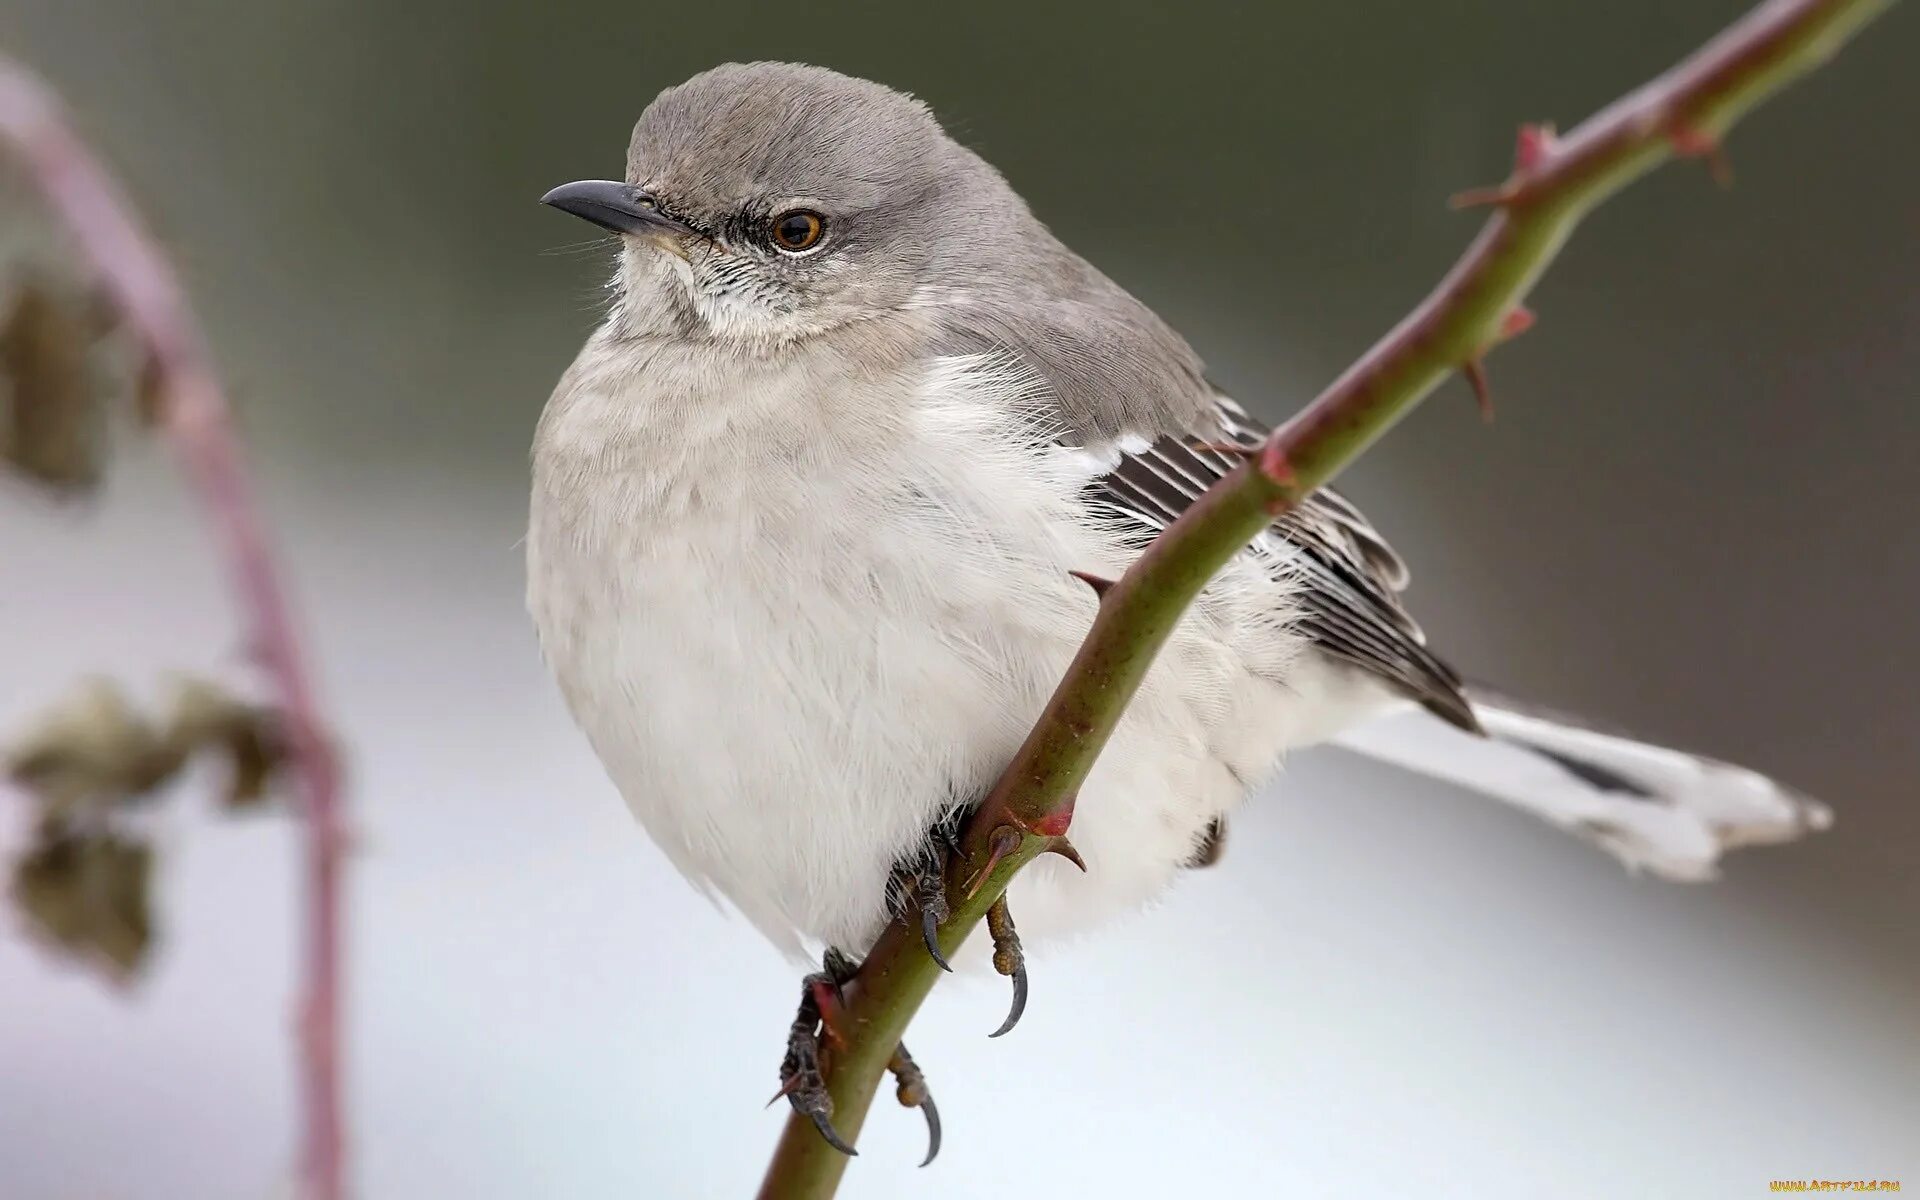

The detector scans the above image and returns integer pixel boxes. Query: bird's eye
[770,210,826,253]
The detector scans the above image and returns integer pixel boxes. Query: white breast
[527,331,1349,957]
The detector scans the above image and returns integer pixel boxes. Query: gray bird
[528,61,1829,1159]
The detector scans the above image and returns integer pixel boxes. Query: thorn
[1670,123,1733,188]
[1500,304,1537,341]
[1461,358,1494,422]
[1068,569,1114,597]
[1257,438,1297,488]
[766,1075,801,1108]
[964,824,1024,900]
[1448,181,1521,211]
[1027,799,1075,839]
[1188,439,1257,458]
[1041,835,1087,872]
[1513,121,1558,172]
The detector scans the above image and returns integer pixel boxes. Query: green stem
[757,1,1895,1195]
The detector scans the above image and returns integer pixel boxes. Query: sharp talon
[822,947,861,985]
[906,865,952,972]
[989,959,1028,1039]
[805,1107,859,1157]
[916,1095,942,1167]
[920,901,952,972]
[985,894,1028,1038]
[889,1042,940,1166]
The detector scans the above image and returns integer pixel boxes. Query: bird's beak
[539,180,699,239]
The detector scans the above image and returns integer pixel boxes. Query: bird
[527,61,1830,1160]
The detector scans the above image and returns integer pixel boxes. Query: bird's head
[543,62,999,347]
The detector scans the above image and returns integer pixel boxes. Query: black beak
[540,180,697,238]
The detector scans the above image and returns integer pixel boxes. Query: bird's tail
[1330,692,1832,880]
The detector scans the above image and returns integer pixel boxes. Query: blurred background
[1,0,1914,1196]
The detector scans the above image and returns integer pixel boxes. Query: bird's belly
[534,512,1314,957]
[527,354,1323,956]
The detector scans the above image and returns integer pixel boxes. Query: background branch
[0,58,349,1200]
[757,0,1896,1195]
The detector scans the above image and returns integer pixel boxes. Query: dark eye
[770,209,825,253]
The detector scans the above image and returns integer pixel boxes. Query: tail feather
[1330,694,1832,881]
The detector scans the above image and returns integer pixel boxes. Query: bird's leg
[893,809,1034,1035]
[774,951,859,1157]
[775,947,942,1164]
[984,893,1028,1038]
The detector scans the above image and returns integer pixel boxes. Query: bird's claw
[985,893,1028,1038]
[889,1042,942,1167]
[909,862,952,972]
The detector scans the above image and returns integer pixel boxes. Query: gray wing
[1089,393,1479,733]
[925,202,1474,731]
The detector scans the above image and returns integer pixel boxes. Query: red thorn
[766,1075,802,1108]
[1669,123,1734,188]
[1257,438,1297,488]
[1514,121,1558,171]
[1500,305,1537,340]
[1028,795,1075,838]
[1455,123,1557,211]
[965,825,1025,900]
[1448,182,1520,211]
[1042,836,1087,873]
[1462,359,1494,422]
[1067,569,1114,597]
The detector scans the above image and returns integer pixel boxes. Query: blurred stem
[756,0,1895,1196]
[0,58,349,1200]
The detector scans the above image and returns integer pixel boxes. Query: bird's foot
[773,949,860,1156]
[894,813,1034,1036]
[775,948,943,1165]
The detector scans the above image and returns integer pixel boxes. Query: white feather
[528,341,1359,957]
[1333,701,1832,881]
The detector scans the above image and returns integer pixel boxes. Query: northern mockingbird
[528,61,1829,1158]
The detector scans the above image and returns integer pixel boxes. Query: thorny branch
[0,57,349,1200]
[756,1,1897,1196]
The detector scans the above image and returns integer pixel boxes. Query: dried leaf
[0,279,104,492]
[10,827,155,979]
[5,678,180,819]
[167,676,288,811]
